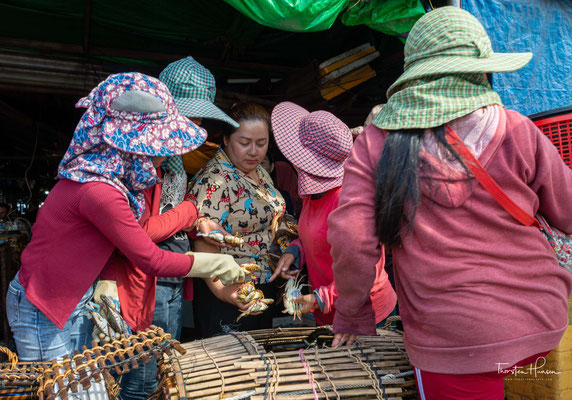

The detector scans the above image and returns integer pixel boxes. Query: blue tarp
[463,0,572,116]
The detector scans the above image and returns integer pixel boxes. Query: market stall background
[0,0,434,346]
[0,0,431,210]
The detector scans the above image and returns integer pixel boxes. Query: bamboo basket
[0,326,184,400]
[158,326,417,400]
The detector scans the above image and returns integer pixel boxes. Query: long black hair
[374,125,470,246]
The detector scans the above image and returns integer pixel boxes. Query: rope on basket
[261,351,271,400]
[225,390,257,400]
[201,339,225,399]
[350,343,389,400]
[278,384,382,397]
[381,370,415,380]
[314,346,340,400]
[269,352,280,400]
[0,347,18,370]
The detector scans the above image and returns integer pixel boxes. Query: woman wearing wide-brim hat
[5,73,246,362]
[327,7,572,399]
[269,102,397,328]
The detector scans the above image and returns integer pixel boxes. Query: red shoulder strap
[444,125,541,228]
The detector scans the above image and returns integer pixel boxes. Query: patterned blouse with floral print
[187,149,285,283]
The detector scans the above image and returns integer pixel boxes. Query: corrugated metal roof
[0,50,103,94]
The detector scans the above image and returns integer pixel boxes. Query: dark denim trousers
[6,273,94,362]
[119,281,183,400]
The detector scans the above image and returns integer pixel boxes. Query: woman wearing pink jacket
[328,7,572,400]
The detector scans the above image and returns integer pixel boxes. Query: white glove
[89,280,131,342]
[184,252,246,285]
[93,280,119,304]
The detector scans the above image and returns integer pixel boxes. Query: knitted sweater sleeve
[327,127,384,335]
[80,183,192,277]
[142,200,199,243]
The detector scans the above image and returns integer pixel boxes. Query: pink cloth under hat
[271,102,352,196]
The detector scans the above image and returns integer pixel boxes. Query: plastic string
[298,349,319,400]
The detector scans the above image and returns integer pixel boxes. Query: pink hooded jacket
[328,106,572,374]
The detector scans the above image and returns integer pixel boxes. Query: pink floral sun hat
[75,72,207,157]
[271,101,353,196]
[58,72,207,218]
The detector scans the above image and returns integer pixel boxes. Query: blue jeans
[120,281,183,400]
[6,273,94,361]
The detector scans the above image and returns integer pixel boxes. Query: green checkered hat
[160,57,239,128]
[374,6,532,130]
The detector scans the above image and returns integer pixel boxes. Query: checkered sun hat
[374,6,532,130]
[160,57,238,128]
[272,102,353,196]
[387,6,532,95]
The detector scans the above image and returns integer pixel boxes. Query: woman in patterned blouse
[188,103,286,337]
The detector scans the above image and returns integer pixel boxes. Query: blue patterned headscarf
[58,72,207,218]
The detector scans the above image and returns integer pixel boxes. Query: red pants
[414,352,550,400]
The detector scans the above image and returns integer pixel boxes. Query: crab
[282,275,309,321]
[196,230,245,248]
[237,298,274,321]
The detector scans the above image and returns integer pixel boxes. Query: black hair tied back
[374,126,470,246]
[374,129,424,246]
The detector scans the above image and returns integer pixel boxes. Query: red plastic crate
[533,112,572,169]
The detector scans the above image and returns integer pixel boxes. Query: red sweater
[294,187,396,326]
[102,170,199,331]
[19,180,192,329]
[328,108,572,373]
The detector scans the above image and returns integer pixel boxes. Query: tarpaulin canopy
[342,0,425,38]
[223,0,350,32]
[224,0,426,35]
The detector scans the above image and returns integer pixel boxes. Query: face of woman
[224,120,269,174]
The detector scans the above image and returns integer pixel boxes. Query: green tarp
[224,0,350,32]
[224,0,425,35]
[342,0,426,38]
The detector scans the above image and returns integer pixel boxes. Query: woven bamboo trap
[158,326,417,400]
[0,326,185,400]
